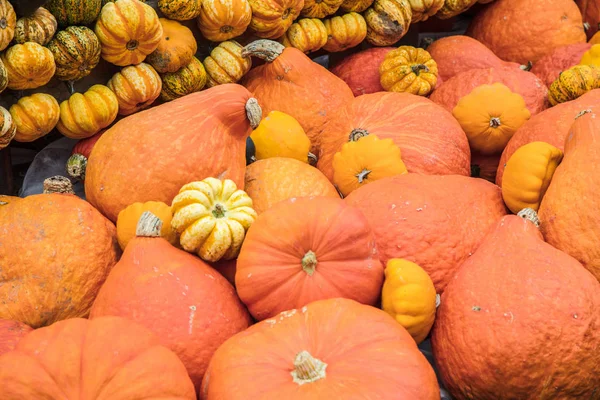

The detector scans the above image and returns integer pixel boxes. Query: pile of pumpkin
[2,0,600,399]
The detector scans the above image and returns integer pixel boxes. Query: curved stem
[349,128,369,142]
[489,117,501,128]
[301,250,317,276]
[356,169,371,183]
[136,211,163,237]
[245,98,262,130]
[307,152,317,166]
[66,153,87,181]
[43,176,74,194]
[517,208,540,227]
[242,40,285,62]
[411,64,429,75]
[291,350,327,385]
[65,80,75,95]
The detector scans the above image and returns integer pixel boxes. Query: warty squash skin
[107,62,162,116]
[281,18,328,54]
[364,0,412,46]
[576,0,600,40]
[1,42,56,90]
[160,56,208,102]
[13,7,57,45]
[0,0,15,50]
[300,0,344,18]
[248,0,304,39]
[146,18,197,74]
[204,40,252,87]
[379,45,438,95]
[0,105,16,149]
[47,26,102,82]
[548,64,600,106]
[200,298,440,400]
[0,319,32,356]
[45,0,101,26]
[85,84,261,222]
[432,212,600,399]
[0,317,197,399]
[530,43,592,87]
[329,46,393,96]
[322,12,367,53]
[158,0,202,20]
[197,0,252,42]
[10,93,60,142]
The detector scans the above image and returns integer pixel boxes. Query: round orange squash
[530,43,592,87]
[0,194,19,207]
[10,93,60,142]
[236,196,384,320]
[107,62,162,116]
[116,201,177,250]
[0,316,196,399]
[197,0,252,42]
[0,319,32,356]
[1,41,56,90]
[146,18,197,74]
[247,0,304,39]
[345,174,507,293]
[90,212,252,390]
[200,298,440,400]
[432,212,600,398]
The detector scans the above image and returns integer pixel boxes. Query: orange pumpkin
[107,62,162,115]
[329,46,394,96]
[197,0,252,42]
[146,18,197,73]
[530,43,592,87]
[322,12,367,53]
[10,93,60,142]
[204,40,252,87]
[1,42,56,90]
[0,316,196,399]
[236,197,383,320]
[0,320,32,356]
[116,201,178,249]
[0,194,19,207]
[247,0,304,39]
[201,298,441,399]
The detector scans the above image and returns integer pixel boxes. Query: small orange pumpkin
[0,0,15,51]
[204,40,251,87]
[322,12,367,53]
[1,42,56,90]
[146,18,197,73]
[379,45,438,96]
[107,63,162,115]
[247,0,304,39]
[116,201,178,250]
[10,93,60,143]
[197,0,252,42]
[281,18,328,54]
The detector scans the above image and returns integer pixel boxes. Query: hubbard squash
[247,0,304,39]
[204,40,252,87]
[197,0,252,42]
[548,64,600,106]
[432,212,600,399]
[116,201,177,249]
[0,317,197,399]
[363,0,412,46]
[107,63,162,116]
[281,18,328,54]
[379,46,438,95]
[322,12,367,53]
[160,56,208,102]
[0,0,15,50]
[576,0,600,40]
[329,46,393,96]
[300,0,344,18]
[530,43,591,87]
[158,0,202,20]
[340,0,373,12]
[200,298,440,399]
[146,19,197,74]
[47,26,101,82]
[1,42,56,90]
[66,130,106,181]
[0,106,16,149]
[85,84,261,222]
[0,320,32,356]
[250,111,312,162]
[408,0,442,22]
[45,0,101,26]
[10,93,60,142]
[13,7,57,45]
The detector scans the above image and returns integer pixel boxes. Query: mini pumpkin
[204,40,251,87]
[160,56,208,102]
[0,106,16,150]
[1,42,56,90]
[381,258,437,344]
[250,110,311,162]
[158,0,202,20]
[47,26,101,82]
[46,0,101,26]
[548,64,600,106]
[10,93,60,143]
[452,83,531,155]
[0,0,16,51]
[501,141,564,214]
[364,0,412,47]
[332,134,407,196]
[340,0,374,13]
[146,18,197,74]
[247,0,304,39]
[117,201,178,250]
[322,12,367,53]
[379,45,438,95]
[94,0,163,66]
[107,63,162,116]
[301,0,344,18]
[281,18,327,54]
[197,0,252,42]
[579,43,600,66]
[171,178,257,262]
[408,0,443,22]
[13,7,57,45]
[57,84,119,139]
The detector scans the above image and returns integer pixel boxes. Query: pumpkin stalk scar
[212,203,226,218]
[411,64,429,75]
[489,117,501,128]
[356,168,371,183]
[241,40,285,62]
[517,208,540,227]
[136,211,163,237]
[126,39,139,51]
[301,251,318,276]
[291,350,327,385]
[245,98,262,129]
[43,176,74,194]
[349,128,369,141]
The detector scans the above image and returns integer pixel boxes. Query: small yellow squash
[301,0,344,18]
[204,40,251,87]
[10,93,60,142]
[107,62,162,115]
[281,18,328,54]
[160,56,208,102]
[579,43,600,66]
[380,45,437,96]
[13,7,57,45]
[322,12,367,53]
[548,65,600,106]
[250,111,311,163]
[158,0,202,20]
[1,42,56,90]
[247,0,303,39]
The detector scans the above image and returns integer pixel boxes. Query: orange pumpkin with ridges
[0,320,32,356]
[197,0,252,42]
[146,18,197,74]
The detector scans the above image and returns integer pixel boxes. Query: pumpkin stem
[308,152,317,166]
[220,25,233,33]
[356,169,371,183]
[126,40,139,51]
[411,64,429,75]
[489,117,501,128]
[301,250,318,276]
[242,40,285,62]
[575,109,592,119]
[136,211,163,237]
[584,22,591,31]
[520,62,533,72]
[66,153,88,181]
[212,203,226,218]
[349,128,369,142]
[291,350,327,385]
[43,176,74,194]
[65,80,75,95]
[246,98,262,129]
[517,208,540,227]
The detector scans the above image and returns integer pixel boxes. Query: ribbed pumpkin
[548,64,600,106]
[57,84,119,139]
[281,18,327,54]
[46,0,101,26]
[158,0,202,20]
[530,42,591,87]
[107,63,162,116]
[160,56,207,102]
[250,111,312,162]
[66,130,106,181]
[340,0,374,12]
[322,13,366,52]
[197,0,252,42]
[0,106,16,150]
[146,18,197,74]
[204,40,252,87]
[301,0,344,18]
[116,201,177,249]
[435,0,477,19]
[10,93,60,143]
[47,26,101,82]
[247,0,304,39]
[364,0,412,47]
[0,319,32,357]
[1,42,56,90]
[408,0,442,22]
[0,0,15,51]
[0,57,6,94]
[94,0,163,66]
[13,7,57,45]
[379,46,438,95]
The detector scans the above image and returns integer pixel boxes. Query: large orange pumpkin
[432,212,600,398]
[0,316,197,399]
[345,174,506,293]
[200,298,440,400]
[329,46,394,96]
[317,92,471,183]
[530,43,592,87]
[90,212,252,390]
[577,0,600,40]
[85,84,261,222]
[467,0,586,64]
[0,320,32,356]
[241,39,353,154]
[236,196,383,321]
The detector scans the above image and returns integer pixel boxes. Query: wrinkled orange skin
[236,196,383,321]
[496,89,600,186]
[430,67,548,116]
[318,92,471,182]
[345,174,506,293]
[85,84,254,222]
[432,215,600,399]
[426,35,520,82]
[577,0,600,40]
[467,0,586,64]
[0,316,197,399]
[0,319,32,356]
[0,193,120,328]
[244,157,339,214]
[531,43,592,87]
[329,47,394,96]
[241,47,353,153]
[90,235,252,390]
[201,298,440,400]
[539,112,600,281]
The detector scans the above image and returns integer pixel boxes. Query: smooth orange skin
[236,196,383,321]
[0,193,120,328]
[330,47,394,96]
[467,0,586,64]
[539,112,600,281]
[496,89,600,186]
[318,92,471,182]
[85,84,254,222]
[244,157,339,214]
[0,319,32,356]
[530,43,592,87]
[577,0,600,40]
[430,67,548,116]
[241,46,354,153]
[432,215,600,399]
[200,298,440,400]
[0,316,197,399]
[90,235,252,390]
[345,174,506,293]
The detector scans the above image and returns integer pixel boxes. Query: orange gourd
[0,319,32,356]
[197,0,251,42]
[116,201,177,249]
[107,62,162,116]
[247,0,304,39]
[10,93,60,142]
[146,18,197,73]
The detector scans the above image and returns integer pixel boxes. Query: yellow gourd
[579,43,600,66]
[250,111,311,163]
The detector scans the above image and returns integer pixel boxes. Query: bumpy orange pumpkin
[116,201,178,250]
[379,45,438,95]
[1,42,55,90]
[204,40,252,87]
[0,195,19,207]
[0,0,15,51]
[146,18,197,73]
[10,93,60,143]
[0,105,15,149]
[248,0,304,39]
[197,0,252,42]
[322,12,367,53]
[107,63,162,115]
[363,0,412,46]
[281,18,327,54]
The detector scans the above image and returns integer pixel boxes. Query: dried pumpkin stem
[489,117,501,128]
[66,154,88,181]
[245,98,262,129]
[356,169,371,183]
[575,109,592,119]
[43,176,74,194]
[301,251,318,276]
[212,203,226,218]
[291,350,327,385]
[411,64,429,75]
[242,40,285,62]
[349,128,369,142]
[308,152,317,166]
[136,211,163,237]
[517,208,540,227]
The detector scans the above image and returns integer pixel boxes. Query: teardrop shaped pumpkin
[107,63,162,116]
[13,7,57,45]
[146,18,197,74]
[1,42,56,90]
[10,93,60,143]
[204,40,251,87]
[322,12,367,53]
[281,18,328,54]
[47,26,101,82]
[197,0,252,42]
[160,56,208,102]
